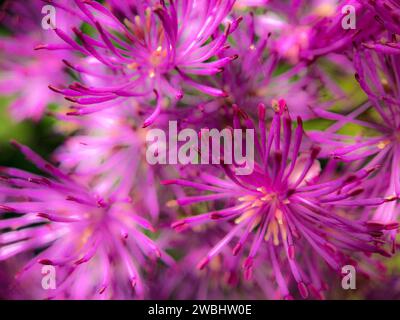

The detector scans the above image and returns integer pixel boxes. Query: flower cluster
[0,0,400,300]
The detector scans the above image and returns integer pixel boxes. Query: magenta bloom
[0,142,172,299]
[217,14,278,109]
[0,0,76,122]
[254,0,381,63]
[0,37,68,122]
[198,12,326,121]
[308,47,400,247]
[1,0,400,301]
[54,107,166,221]
[43,0,240,126]
[149,229,268,300]
[364,0,400,54]
[165,100,396,299]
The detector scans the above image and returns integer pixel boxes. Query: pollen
[275,209,284,225]
[377,140,390,149]
[271,99,280,112]
[313,3,336,17]
[265,220,280,245]
[77,227,92,250]
[381,78,392,94]
[149,46,167,68]
[385,195,398,201]
[235,208,256,224]
[127,62,139,70]
[265,209,288,246]
[238,195,256,202]
[166,199,178,208]
[209,254,222,271]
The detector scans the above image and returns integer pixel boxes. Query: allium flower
[54,107,163,220]
[198,13,330,121]
[216,14,279,109]
[254,0,381,63]
[43,0,240,126]
[364,0,400,54]
[0,142,172,299]
[0,37,67,122]
[0,0,75,122]
[1,0,400,302]
[218,2,367,121]
[308,47,400,246]
[165,99,397,299]
[149,229,268,300]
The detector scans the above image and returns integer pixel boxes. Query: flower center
[149,45,166,67]
[235,188,290,246]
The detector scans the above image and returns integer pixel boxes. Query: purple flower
[0,142,172,299]
[164,99,396,299]
[0,0,76,122]
[54,108,163,220]
[216,14,279,110]
[148,229,268,300]
[0,36,68,122]
[197,12,329,121]
[308,47,400,248]
[42,0,240,126]
[254,0,381,63]
[0,0,399,301]
[363,0,400,54]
